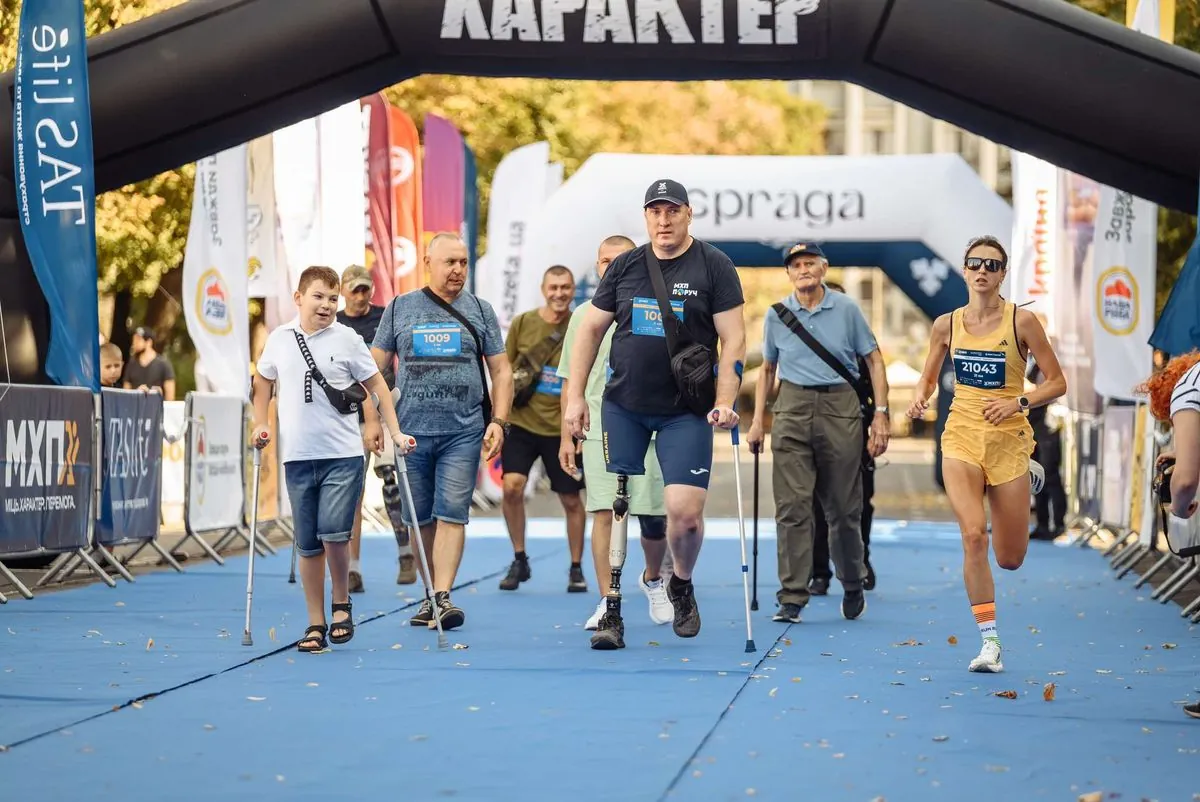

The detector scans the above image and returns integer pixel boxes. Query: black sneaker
[667,579,701,638]
[772,603,803,623]
[864,560,877,592]
[409,598,434,627]
[433,591,465,630]
[1184,701,1200,719]
[808,576,830,596]
[842,589,866,620]
[589,611,625,650]
[498,557,531,591]
[567,564,587,593]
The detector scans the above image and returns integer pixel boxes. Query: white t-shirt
[1170,362,1200,418]
[257,320,380,464]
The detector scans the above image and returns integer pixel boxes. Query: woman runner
[908,235,1066,673]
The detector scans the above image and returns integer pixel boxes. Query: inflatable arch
[495,153,1011,323]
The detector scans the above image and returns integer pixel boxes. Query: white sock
[397,543,413,558]
[977,620,998,643]
[349,559,361,574]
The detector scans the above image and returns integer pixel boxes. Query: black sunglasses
[964,257,1005,273]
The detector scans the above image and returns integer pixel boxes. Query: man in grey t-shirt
[372,233,514,632]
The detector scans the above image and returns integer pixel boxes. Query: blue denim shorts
[601,399,713,489]
[400,428,484,526]
[284,456,366,557]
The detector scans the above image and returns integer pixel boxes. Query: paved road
[480,434,956,523]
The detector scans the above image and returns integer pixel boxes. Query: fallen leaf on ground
[145,638,154,651]
[783,638,792,646]
[994,690,1018,699]
[984,765,1009,773]
[1043,683,1057,701]
[1142,726,1152,733]
[1077,793,1102,802]
[893,639,923,647]
[947,636,958,645]
[268,628,277,642]
[1049,671,1067,676]
[114,602,125,607]
[648,641,660,647]
[791,677,802,683]
[932,735,949,742]
[452,643,469,650]
[768,688,778,697]
[1163,643,1178,649]
[131,701,143,709]
[305,682,318,688]
[391,644,403,650]
[467,706,480,712]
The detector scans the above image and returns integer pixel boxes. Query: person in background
[123,326,176,399]
[100,342,124,389]
[336,264,416,593]
[1141,350,1200,719]
[1026,354,1067,540]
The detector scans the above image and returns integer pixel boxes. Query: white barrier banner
[1099,405,1136,528]
[186,393,245,532]
[161,401,187,528]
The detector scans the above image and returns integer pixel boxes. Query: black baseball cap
[644,179,689,208]
[784,242,827,265]
[133,326,155,342]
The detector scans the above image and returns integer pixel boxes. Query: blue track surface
[1,519,1197,801]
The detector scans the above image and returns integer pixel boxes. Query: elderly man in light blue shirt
[747,242,891,624]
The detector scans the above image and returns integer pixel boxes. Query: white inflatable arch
[492,152,1012,324]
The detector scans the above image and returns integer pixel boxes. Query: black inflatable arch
[2,0,1200,383]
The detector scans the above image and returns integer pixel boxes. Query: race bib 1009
[952,348,1004,389]
[412,323,462,357]
[632,297,685,337]
[536,366,563,396]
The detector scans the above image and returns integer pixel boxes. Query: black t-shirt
[123,354,174,390]
[591,239,744,415]
[337,306,394,389]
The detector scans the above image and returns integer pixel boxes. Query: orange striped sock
[972,601,998,642]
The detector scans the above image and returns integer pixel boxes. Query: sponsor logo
[1095,266,1138,336]
[689,187,863,228]
[391,145,415,187]
[195,269,233,336]
[4,418,81,514]
[910,257,950,297]
[440,0,822,45]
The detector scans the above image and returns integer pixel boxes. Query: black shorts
[501,424,584,495]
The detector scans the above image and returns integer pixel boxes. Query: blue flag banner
[463,141,479,293]
[97,389,164,547]
[12,0,101,391]
[1149,187,1200,357]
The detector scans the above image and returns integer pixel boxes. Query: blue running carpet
[0,518,1197,801]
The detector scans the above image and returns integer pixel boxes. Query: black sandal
[329,601,354,645]
[297,624,328,653]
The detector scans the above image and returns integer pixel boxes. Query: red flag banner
[387,104,424,295]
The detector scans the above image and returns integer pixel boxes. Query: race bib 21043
[412,323,462,357]
[952,349,1004,389]
[632,297,685,337]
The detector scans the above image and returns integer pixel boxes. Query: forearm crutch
[729,421,757,653]
[242,447,263,646]
[393,444,450,650]
[751,444,760,612]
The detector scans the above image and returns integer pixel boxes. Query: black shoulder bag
[420,288,493,425]
[509,312,567,409]
[293,330,368,416]
[1155,457,1200,558]
[645,249,716,417]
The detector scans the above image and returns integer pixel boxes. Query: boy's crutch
[243,447,263,646]
[393,441,450,650]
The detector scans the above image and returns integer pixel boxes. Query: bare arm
[162,379,176,401]
[1016,310,1067,408]
[486,352,513,422]
[363,372,404,435]
[864,348,889,415]
[566,305,615,405]
[713,305,747,409]
[251,374,273,436]
[914,313,952,404]
[371,346,393,376]
[752,361,777,426]
[1170,409,1200,516]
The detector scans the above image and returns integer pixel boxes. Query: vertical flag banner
[1091,0,1168,400]
[422,113,465,248]
[1150,212,1200,356]
[464,141,480,293]
[478,142,554,329]
[317,101,366,271]
[12,0,101,391]
[362,94,394,306]
[182,147,250,399]
[1008,153,1059,334]
[388,104,424,295]
[1056,172,1103,415]
[245,135,279,299]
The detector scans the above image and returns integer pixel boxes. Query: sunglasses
[964,257,1005,273]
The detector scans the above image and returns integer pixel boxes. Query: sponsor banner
[1099,405,1136,528]
[1130,403,1161,546]
[161,400,187,528]
[1056,173,1103,414]
[1008,152,1059,333]
[421,113,464,250]
[1072,415,1102,522]
[362,94,395,306]
[246,136,280,299]
[12,0,101,391]
[182,147,251,399]
[273,116,321,314]
[185,393,246,532]
[318,101,367,269]
[0,385,94,555]
[388,104,424,295]
[97,389,163,546]
[244,398,280,523]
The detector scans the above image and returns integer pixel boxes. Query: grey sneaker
[567,564,588,593]
[396,555,417,585]
[667,579,701,638]
[841,589,866,621]
[772,603,803,623]
[589,611,625,650]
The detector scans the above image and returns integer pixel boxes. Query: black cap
[644,179,689,208]
[133,326,155,342]
[784,242,827,265]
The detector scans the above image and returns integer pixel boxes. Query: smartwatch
[1018,396,1030,411]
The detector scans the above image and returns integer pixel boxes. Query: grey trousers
[771,381,866,607]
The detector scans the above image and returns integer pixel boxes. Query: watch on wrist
[1018,395,1030,411]
[875,406,888,415]
[491,417,511,435]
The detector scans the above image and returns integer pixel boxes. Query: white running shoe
[585,599,607,631]
[640,572,674,625]
[968,639,1004,673]
[1029,460,1045,495]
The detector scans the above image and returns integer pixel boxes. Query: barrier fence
[0,387,290,602]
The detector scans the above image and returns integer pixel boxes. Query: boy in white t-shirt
[253,266,414,654]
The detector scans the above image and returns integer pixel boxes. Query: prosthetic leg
[590,474,630,650]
